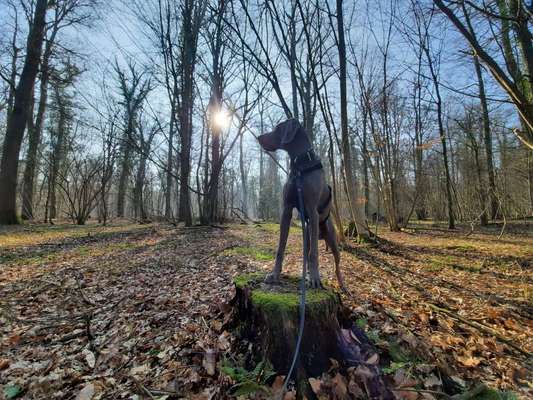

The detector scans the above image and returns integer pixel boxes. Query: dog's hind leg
[323,218,347,293]
[265,206,292,284]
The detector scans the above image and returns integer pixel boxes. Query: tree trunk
[239,131,248,217]
[528,150,533,216]
[0,0,47,224]
[336,0,370,239]
[234,273,394,399]
[48,87,68,222]
[423,36,455,229]
[177,0,202,226]
[21,65,50,220]
[165,107,176,219]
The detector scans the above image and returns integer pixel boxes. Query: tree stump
[234,273,393,399]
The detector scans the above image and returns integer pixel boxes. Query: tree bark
[0,0,47,224]
[178,0,204,226]
[336,0,370,239]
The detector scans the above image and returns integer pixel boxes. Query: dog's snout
[258,133,277,151]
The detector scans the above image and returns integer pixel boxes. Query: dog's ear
[280,119,300,144]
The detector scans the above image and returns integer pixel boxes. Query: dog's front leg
[308,210,322,288]
[265,206,292,284]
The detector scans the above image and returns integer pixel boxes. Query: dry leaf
[130,364,150,377]
[283,390,296,400]
[456,355,481,368]
[82,349,95,369]
[332,373,348,399]
[202,349,216,376]
[0,358,9,370]
[366,353,379,365]
[308,377,322,394]
[271,375,285,394]
[423,375,441,388]
[76,383,95,400]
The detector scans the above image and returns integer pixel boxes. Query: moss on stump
[233,273,394,399]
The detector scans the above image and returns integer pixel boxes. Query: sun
[212,109,231,130]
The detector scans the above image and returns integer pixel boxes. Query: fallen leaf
[366,353,379,365]
[130,364,150,377]
[271,375,285,394]
[82,349,95,369]
[456,355,481,368]
[0,358,10,370]
[283,390,296,400]
[202,349,216,376]
[395,389,419,400]
[76,383,94,400]
[308,377,322,394]
[332,373,348,399]
[423,374,441,388]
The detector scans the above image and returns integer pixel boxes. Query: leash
[281,172,308,396]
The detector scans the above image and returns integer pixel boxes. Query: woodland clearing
[0,221,531,399]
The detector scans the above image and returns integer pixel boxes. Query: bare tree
[0,0,47,224]
[434,0,533,149]
[21,0,94,220]
[114,61,152,218]
[332,0,371,239]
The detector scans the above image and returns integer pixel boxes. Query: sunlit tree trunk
[0,0,47,224]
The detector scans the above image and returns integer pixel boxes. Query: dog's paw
[264,272,280,284]
[307,277,323,289]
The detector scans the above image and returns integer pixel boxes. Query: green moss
[225,246,274,261]
[445,244,476,252]
[251,288,336,313]
[234,273,338,314]
[470,387,517,400]
[234,272,267,289]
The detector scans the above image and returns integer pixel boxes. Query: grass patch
[427,255,481,273]
[445,243,476,252]
[225,246,274,261]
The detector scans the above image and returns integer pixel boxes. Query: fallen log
[233,272,394,399]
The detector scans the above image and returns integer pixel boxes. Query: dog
[258,118,345,290]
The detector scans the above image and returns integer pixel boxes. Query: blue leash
[281,173,308,395]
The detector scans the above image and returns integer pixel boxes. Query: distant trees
[114,61,152,219]
[0,0,530,229]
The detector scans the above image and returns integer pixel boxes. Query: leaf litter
[0,221,531,399]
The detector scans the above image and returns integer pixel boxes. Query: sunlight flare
[212,108,231,130]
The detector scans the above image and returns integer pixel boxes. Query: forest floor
[0,220,531,399]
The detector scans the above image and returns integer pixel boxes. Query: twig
[427,303,531,358]
[392,388,451,399]
[146,388,181,397]
[131,376,156,400]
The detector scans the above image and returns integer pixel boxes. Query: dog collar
[290,149,323,176]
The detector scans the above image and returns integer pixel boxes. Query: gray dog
[258,119,346,290]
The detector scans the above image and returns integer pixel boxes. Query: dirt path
[0,222,531,399]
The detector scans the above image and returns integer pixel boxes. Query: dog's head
[258,118,302,152]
